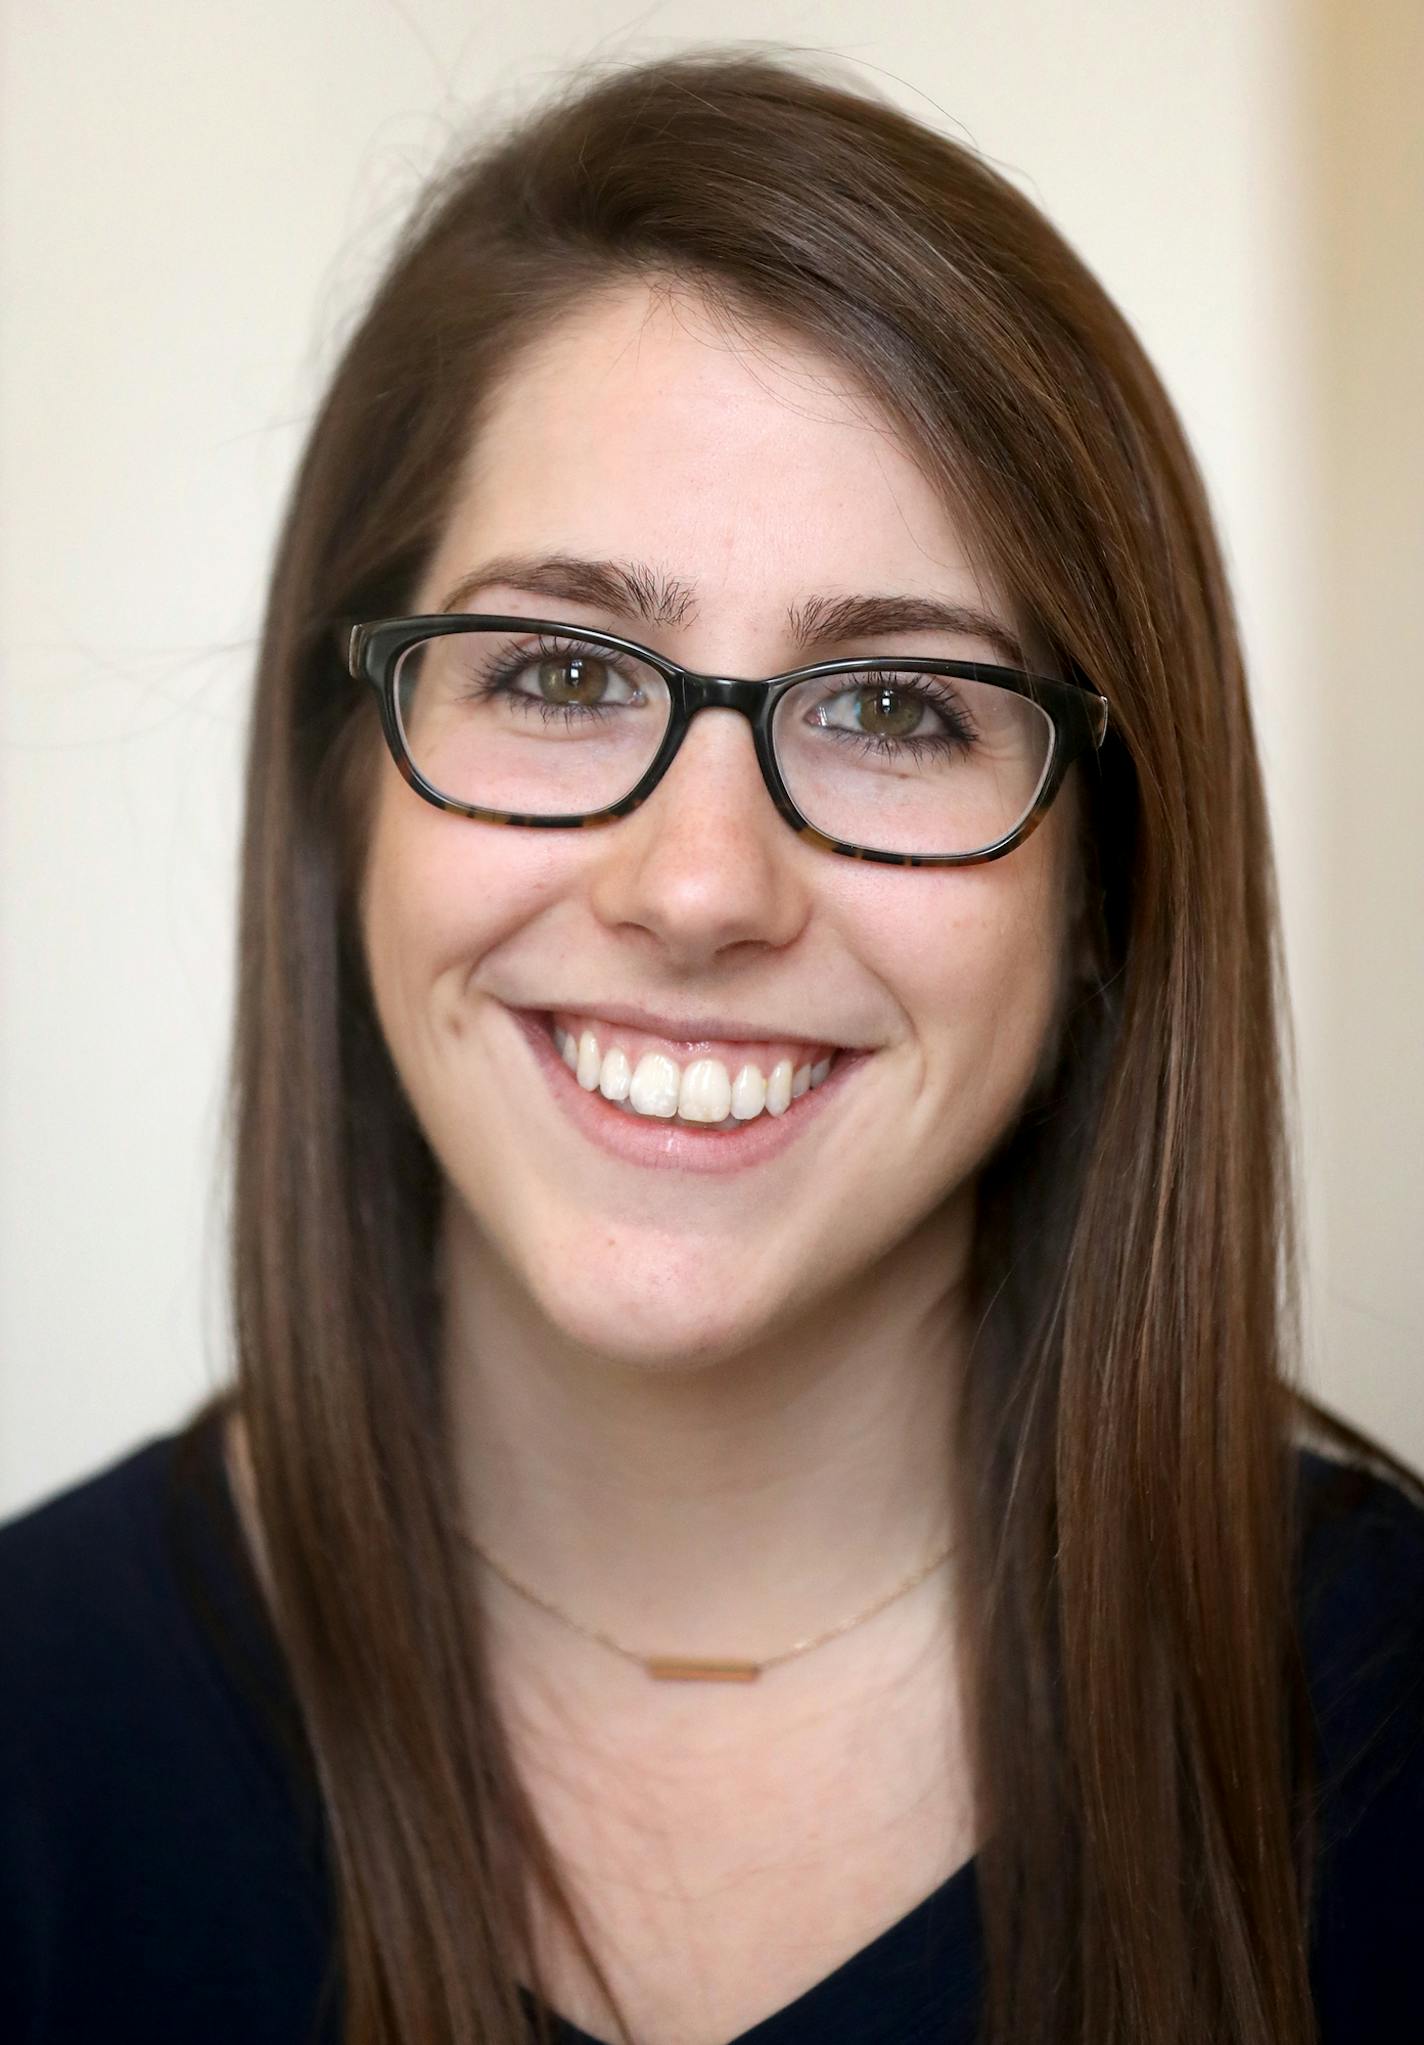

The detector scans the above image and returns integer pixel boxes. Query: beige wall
[1,0,1418,1512]
[1305,0,1424,1458]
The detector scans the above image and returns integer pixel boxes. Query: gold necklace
[461,1527,958,1682]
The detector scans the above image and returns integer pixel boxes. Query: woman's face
[360,281,1082,1369]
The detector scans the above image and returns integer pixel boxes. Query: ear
[1074,914,1102,990]
[1062,823,1105,993]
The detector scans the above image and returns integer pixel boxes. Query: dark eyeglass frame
[346,612,1111,868]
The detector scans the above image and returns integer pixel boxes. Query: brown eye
[855,686,924,740]
[537,655,611,704]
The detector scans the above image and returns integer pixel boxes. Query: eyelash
[827,669,978,757]
[473,635,643,719]
[468,633,980,755]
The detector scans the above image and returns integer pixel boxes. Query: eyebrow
[435,553,1027,666]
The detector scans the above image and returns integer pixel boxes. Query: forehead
[415,280,1013,628]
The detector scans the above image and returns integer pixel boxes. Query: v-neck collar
[186,1405,984,2043]
[518,1848,982,2044]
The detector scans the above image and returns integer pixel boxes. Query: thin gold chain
[460,1526,958,1682]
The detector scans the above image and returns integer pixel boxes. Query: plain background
[1,0,1420,1516]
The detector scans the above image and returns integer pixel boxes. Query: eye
[806,673,977,751]
[499,647,644,708]
[829,683,945,741]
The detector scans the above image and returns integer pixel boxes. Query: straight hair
[210,46,1424,2045]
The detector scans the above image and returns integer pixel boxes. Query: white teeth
[730,1062,767,1120]
[765,1059,794,1116]
[628,1050,681,1118]
[598,1044,631,1101]
[678,1057,733,1124]
[549,1024,837,1128]
[576,1029,601,1090]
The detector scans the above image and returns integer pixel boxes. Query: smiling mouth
[544,1012,841,1132]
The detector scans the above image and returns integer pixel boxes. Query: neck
[440,1190,974,1691]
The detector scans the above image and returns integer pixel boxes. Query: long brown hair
[209,45,1422,2045]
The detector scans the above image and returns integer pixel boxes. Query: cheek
[357,774,559,1056]
[854,840,1074,1107]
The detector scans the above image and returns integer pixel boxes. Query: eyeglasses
[346,613,1110,867]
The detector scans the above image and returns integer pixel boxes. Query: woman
[3,47,1422,2045]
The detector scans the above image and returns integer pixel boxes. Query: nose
[584,705,812,968]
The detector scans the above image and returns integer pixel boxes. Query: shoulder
[1294,1441,1424,1732]
[0,1406,298,1795]
[1295,1436,1424,1554]
[0,1418,267,1848]
[0,1429,195,1734]
[1295,1438,1424,1602]
[0,1413,338,2040]
[0,1424,189,1577]
[1293,1443,1424,2037]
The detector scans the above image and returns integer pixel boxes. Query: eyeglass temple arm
[334,619,363,670]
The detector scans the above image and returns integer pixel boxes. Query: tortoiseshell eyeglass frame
[345,612,1111,868]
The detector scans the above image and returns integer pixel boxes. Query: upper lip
[517,1000,847,1049]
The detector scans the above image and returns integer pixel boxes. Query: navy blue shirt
[2,1406,1422,2043]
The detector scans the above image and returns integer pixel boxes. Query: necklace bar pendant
[643,1656,763,1682]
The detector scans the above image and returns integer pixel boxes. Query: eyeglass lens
[392,626,1055,858]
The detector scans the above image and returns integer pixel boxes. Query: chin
[527,1264,785,1376]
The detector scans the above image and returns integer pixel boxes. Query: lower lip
[505,1006,869,1175]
